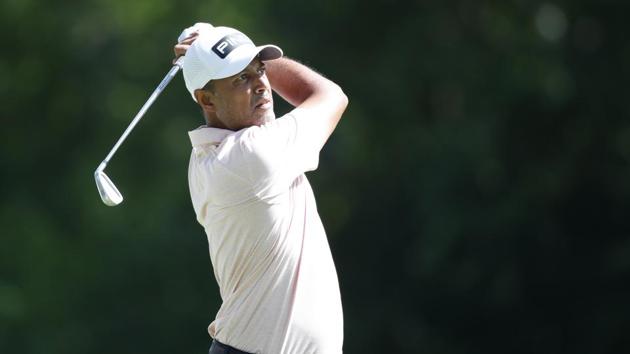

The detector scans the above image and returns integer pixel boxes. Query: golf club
[94,56,184,206]
[95,24,212,206]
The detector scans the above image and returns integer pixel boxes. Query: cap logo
[212,33,250,59]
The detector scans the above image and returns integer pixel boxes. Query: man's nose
[253,76,267,94]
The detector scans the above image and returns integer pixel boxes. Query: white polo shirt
[188,109,343,354]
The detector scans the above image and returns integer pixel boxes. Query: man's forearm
[266,57,344,107]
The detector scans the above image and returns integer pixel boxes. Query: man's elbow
[331,83,349,113]
[339,87,349,111]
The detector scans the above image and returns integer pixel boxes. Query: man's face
[201,58,274,131]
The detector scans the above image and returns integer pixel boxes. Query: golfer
[174,23,348,354]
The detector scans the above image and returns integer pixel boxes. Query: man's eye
[239,73,248,81]
[258,67,266,75]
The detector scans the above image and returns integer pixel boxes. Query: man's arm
[266,57,348,147]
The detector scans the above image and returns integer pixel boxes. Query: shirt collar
[188,126,233,147]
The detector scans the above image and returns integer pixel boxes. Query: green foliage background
[2,0,629,353]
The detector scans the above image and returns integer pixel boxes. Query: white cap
[181,24,283,101]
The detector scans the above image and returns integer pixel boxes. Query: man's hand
[172,23,213,64]
[172,32,198,64]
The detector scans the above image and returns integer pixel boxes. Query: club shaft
[100,60,183,170]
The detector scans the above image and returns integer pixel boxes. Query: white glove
[177,22,214,43]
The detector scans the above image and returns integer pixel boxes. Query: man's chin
[255,110,276,125]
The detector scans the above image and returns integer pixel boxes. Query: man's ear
[194,89,216,112]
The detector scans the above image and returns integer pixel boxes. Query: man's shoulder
[226,111,298,150]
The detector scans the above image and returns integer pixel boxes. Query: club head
[94,170,123,206]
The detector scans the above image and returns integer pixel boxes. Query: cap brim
[213,44,284,81]
[257,45,283,61]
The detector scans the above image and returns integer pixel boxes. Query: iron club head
[94,170,123,206]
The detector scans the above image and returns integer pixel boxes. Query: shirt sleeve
[235,108,323,198]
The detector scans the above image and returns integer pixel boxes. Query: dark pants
[209,339,252,354]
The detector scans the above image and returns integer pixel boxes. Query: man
[174,23,348,354]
